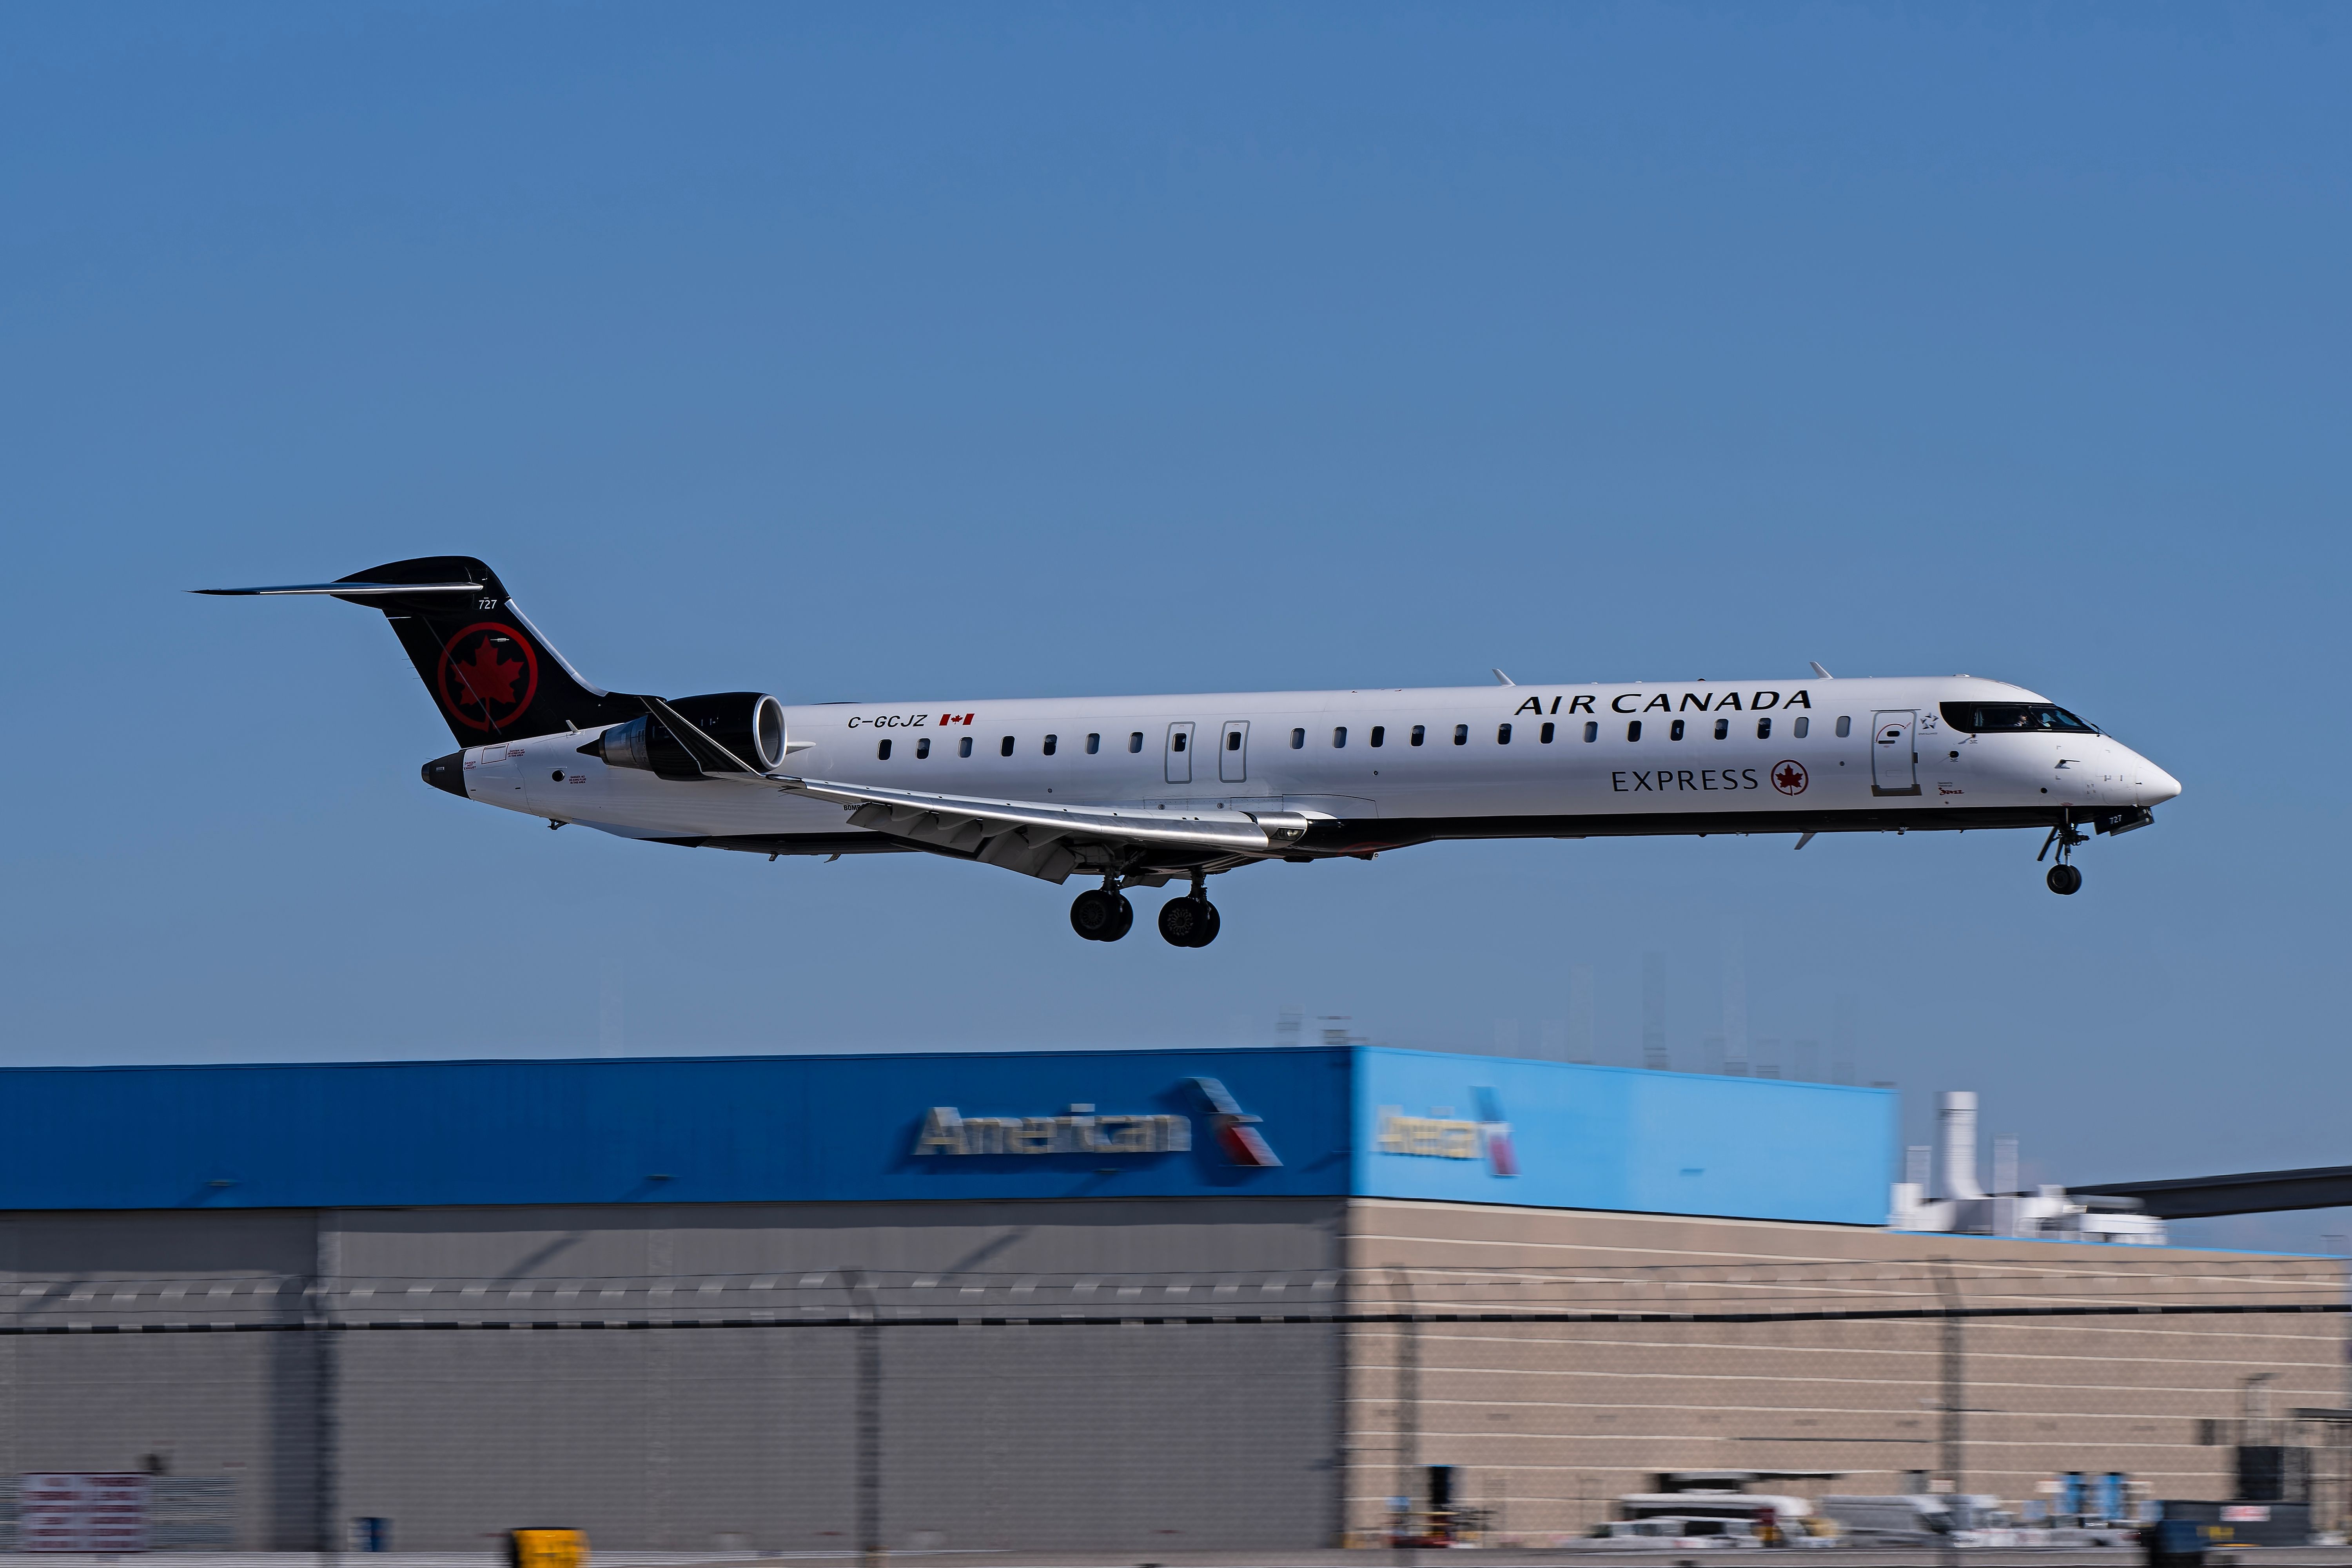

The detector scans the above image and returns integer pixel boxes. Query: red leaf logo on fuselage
[1772,760,1808,795]
[436,622,540,732]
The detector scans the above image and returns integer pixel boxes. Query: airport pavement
[7,1553,2352,1568]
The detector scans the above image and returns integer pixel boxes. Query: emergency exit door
[1165,722,1194,783]
[1871,710,1920,796]
[1219,721,1249,783]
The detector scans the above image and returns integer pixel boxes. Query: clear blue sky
[3,5,2345,1247]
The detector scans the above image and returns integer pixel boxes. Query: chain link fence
[0,1259,2335,1558]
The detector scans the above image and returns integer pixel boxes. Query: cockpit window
[1940,701,2099,734]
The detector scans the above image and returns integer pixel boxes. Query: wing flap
[777,777,1311,860]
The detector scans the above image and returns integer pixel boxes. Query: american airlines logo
[908,1078,1280,1167]
[1376,1087,1518,1175]
[912,1106,1189,1156]
[1189,1076,1282,1168]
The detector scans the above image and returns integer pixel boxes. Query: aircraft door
[467,743,528,806]
[1218,721,1249,783]
[1871,710,1920,796]
[1165,722,1194,784]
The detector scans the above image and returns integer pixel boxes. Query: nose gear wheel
[2037,812,2087,895]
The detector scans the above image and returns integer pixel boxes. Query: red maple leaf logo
[1772,761,1808,795]
[435,623,539,730]
[447,639,522,709]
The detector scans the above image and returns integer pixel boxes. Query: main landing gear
[1069,886,1134,941]
[1070,880,1220,946]
[1157,892,1220,948]
[2039,818,2086,896]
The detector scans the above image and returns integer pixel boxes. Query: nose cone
[2130,750,2182,806]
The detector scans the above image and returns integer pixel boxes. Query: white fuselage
[456,675,2180,854]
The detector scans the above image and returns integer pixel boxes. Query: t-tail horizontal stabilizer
[195,555,621,744]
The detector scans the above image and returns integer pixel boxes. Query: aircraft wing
[608,696,1314,881]
[747,776,1314,884]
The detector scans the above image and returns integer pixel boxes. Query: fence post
[850,1271,883,1568]
[313,1217,339,1568]
[1388,1268,1417,1561]
[1933,1259,1964,1568]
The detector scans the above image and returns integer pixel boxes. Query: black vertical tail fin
[197,556,626,743]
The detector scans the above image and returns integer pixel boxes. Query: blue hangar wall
[0,1049,1893,1225]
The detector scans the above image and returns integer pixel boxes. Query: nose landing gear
[2038,816,2086,895]
[1069,885,1135,941]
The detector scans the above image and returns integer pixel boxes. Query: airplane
[200,555,2182,946]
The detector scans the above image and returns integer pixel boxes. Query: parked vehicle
[1609,1492,1839,1547]
[1817,1494,2011,1544]
[1586,1516,1763,1548]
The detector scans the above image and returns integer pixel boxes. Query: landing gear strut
[1069,885,1134,941]
[2038,816,2085,896]
[1157,877,1221,948]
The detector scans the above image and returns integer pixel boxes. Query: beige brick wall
[1341,1199,2348,1543]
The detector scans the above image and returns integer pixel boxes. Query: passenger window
[877,739,892,760]
[1539,721,1554,743]
[1793,716,1809,739]
[1583,721,1598,742]
[1714,718,1728,740]
[1290,728,1305,749]
[1370,726,1385,747]
[1755,717,1771,740]
[1171,732,1187,753]
[1411,725,1426,746]
[1086,733,1100,754]
[916,737,931,759]
[1835,716,1851,738]
[959,736,973,758]
[1128,732,1143,752]
[1627,720,1642,741]
[1043,734,1057,756]
[1333,727,1347,748]
[1452,723,1468,745]
[1670,718,1685,741]
[1497,723,1512,744]
[1227,731,1242,750]
[1000,735,1015,756]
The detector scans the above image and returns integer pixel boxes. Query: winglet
[1492,668,1515,686]
[1809,662,1833,679]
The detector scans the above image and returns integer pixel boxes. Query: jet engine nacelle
[588,692,787,779]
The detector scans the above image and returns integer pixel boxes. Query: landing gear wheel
[1073,888,1136,941]
[2046,863,2082,896]
[1158,897,1220,948]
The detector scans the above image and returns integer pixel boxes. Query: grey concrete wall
[0,1209,319,1549]
[0,1198,1344,1552]
[329,1195,1342,1280]
[332,1321,1336,1553]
